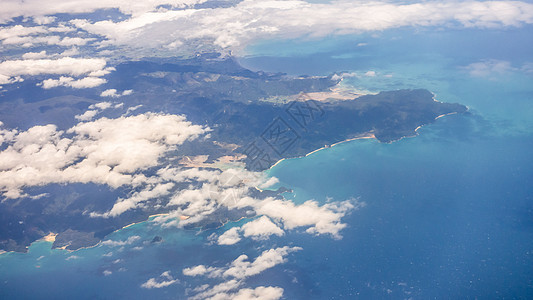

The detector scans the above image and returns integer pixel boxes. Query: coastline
[267,132,376,171]
[119,213,170,231]
[1,108,464,256]
[65,213,174,252]
[0,213,174,255]
[267,106,465,172]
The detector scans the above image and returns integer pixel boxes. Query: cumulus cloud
[0,112,209,199]
[100,89,133,97]
[0,74,23,85]
[217,216,284,245]
[75,109,99,121]
[217,227,242,245]
[149,165,359,238]
[223,246,301,279]
[242,216,284,239]
[40,76,107,89]
[201,286,284,300]
[184,247,299,299]
[184,246,301,280]
[0,57,112,88]
[21,50,47,59]
[250,198,358,239]
[141,271,179,289]
[182,265,212,277]
[0,25,46,43]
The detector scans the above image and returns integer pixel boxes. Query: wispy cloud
[141,271,179,289]
[461,59,533,78]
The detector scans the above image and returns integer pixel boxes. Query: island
[0,54,467,252]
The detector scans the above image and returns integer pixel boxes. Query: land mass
[0,54,467,252]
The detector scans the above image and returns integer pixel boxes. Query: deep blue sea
[2,27,533,298]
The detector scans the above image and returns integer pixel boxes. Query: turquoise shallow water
[2,26,533,298]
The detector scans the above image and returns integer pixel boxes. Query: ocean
[2,26,533,298]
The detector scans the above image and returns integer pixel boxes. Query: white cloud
[103,270,112,276]
[184,246,301,280]
[463,59,514,77]
[100,89,133,97]
[217,227,241,245]
[89,102,113,110]
[0,112,209,199]
[0,57,110,88]
[101,89,118,97]
[0,25,46,41]
[40,76,107,89]
[461,59,533,78]
[48,25,76,33]
[75,102,115,121]
[2,34,93,48]
[21,50,47,59]
[141,271,179,289]
[99,182,175,218]
[33,16,56,25]
[0,0,208,22]
[66,1,533,56]
[189,280,242,300]
[59,47,80,56]
[224,246,301,279]
[184,247,299,299]
[75,109,99,121]
[182,265,212,277]
[58,37,94,46]
[0,57,106,76]
[125,104,143,114]
[250,198,357,239]
[0,1,531,62]
[331,72,359,81]
[0,74,23,85]
[217,216,284,245]
[208,286,284,300]
[101,235,140,247]
[241,216,284,240]
[151,165,358,239]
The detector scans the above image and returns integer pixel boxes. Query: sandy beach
[42,233,58,242]
[268,131,376,171]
